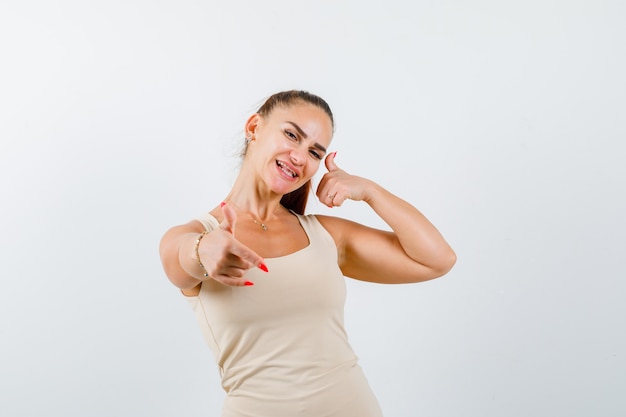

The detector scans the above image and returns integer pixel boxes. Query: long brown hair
[243,90,335,215]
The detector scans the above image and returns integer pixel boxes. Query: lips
[276,160,299,179]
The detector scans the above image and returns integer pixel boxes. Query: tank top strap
[293,213,337,252]
[195,212,220,232]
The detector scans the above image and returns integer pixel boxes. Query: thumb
[220,202,237,235]
[325,151,339,172]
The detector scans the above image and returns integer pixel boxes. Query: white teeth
[277,161,297,177]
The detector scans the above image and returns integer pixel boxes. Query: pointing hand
[196,203,268,286]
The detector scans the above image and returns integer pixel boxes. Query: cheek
[306,160,322,176]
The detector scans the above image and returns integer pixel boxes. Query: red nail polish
[244,281,254,286]
[258,263,269,272]
[332,151,337,158]
[220,201,226,207]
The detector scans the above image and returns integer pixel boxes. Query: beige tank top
[186,212,383,416]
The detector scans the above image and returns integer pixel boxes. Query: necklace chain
[250,217,268,231]
[224,200,271,231]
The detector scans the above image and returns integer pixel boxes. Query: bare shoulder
[313,214,349,233]
[314,214,346,228]
[314,214,375,232]
[162,219,207,242]
[313,214,370,246]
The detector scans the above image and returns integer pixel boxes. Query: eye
[284,130,297,141]
[309,149,323,160]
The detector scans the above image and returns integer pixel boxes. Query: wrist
[361,179,381,204]
[194,231,211,279]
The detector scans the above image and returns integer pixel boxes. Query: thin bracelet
[194,231,210,278]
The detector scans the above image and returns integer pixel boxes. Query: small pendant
[252,218,268,231]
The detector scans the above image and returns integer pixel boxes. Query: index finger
[229,240,269,273]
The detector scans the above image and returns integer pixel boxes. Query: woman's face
[245,102,333,196]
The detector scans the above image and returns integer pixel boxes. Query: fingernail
[220,201,226,207]
[258,263,269,272]
[244,281,254,286]
[333,151,337,158]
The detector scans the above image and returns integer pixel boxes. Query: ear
[244,113,261,139]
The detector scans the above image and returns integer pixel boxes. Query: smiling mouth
[276,160,298,178]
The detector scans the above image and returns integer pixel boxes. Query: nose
[290,147,306,166]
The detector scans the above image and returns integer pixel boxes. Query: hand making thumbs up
[316,152,372,207]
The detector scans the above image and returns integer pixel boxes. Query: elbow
[442,249,457,274]
[161,253,201,291]
[437,248,457,277]
[159,229,196,290]
[426,248,457,281]
[399,250,456,284]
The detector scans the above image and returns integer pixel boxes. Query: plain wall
[1,1,624,416]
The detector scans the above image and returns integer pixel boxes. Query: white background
[1,1,624,416]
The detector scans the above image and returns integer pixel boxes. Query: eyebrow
[286,121,327,153]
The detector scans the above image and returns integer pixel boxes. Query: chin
[270,180,305,197]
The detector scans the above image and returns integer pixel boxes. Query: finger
[214,274,256,287]
[315,170,335,200]
[315,183,335,208]
[220,202,237,235]
[331,190,351,207]
[315,175,328,200]
[212,261,261,286]
[324,151,339,172]
[218,203,268,272]
[228,242,269,273]
[326,192,338,207]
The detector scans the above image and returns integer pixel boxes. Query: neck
[225,172,285,222]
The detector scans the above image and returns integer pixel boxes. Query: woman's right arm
[159,221,210,291]
[159,204,267,290]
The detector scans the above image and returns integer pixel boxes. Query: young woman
[160,90,456,416]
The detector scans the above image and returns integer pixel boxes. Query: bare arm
[159,220,209,291]
[159,204,267,291]
[316,153,456,284]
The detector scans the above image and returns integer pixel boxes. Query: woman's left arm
[316,153,456,284]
